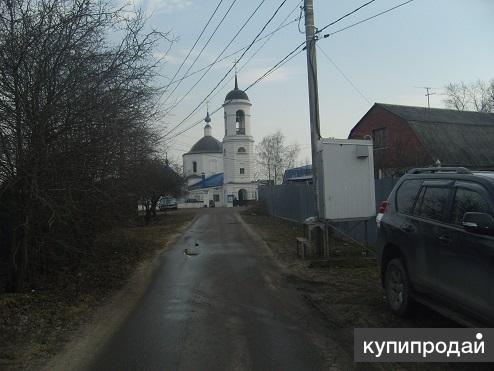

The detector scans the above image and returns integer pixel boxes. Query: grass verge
[240,208,491,371]
[0,211,196,370]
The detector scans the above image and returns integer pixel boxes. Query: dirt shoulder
[239,208,489,371]
[0,211,196,371]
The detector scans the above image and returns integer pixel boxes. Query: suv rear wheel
[384,258,414,316]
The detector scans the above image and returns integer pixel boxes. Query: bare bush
[0,0,173,291]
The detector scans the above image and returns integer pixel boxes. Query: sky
[126,0,494,164]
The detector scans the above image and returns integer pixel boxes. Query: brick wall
[349,105,433,177]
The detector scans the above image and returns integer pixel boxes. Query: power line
[316,0,376,35]
[165,42,305,142]
[160,0,225,107]
[206,0,303,104]
[164,0,415,142]
[161,18,299,91]
[164,0,289,138]
[322,0,415,39]
[164,104,224,142]
[162,0,238,110]
[162,0,267,132]
[245,41,304,91]
[317,44,371,104]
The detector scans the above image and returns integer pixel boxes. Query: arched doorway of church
[238,189,247,205]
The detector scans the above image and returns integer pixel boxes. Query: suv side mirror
[461,212,494,234]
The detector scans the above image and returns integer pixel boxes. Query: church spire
[234,73,238,90]
[204,108,212,137]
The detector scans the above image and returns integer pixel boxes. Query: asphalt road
[88,208,351,370]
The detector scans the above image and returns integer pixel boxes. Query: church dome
[188,136,222,154]
[225,75,249,102]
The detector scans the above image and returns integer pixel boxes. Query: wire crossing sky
[134,0,494,163]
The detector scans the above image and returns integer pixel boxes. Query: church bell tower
[222,75,256,202]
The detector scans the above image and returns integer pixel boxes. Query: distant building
[282,164,312,184]
[182,75,258,206]
[349,103,494,178]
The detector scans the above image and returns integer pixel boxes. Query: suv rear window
[450,188,492,225]
[396,179,422,214]
[414,186,450,221]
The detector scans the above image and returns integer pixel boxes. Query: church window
[210,159,217,172]
[224,112,227,136]
[236,110,245,135]
[193,161,197,173]
[240,168,245,174]
[237,147,246,153]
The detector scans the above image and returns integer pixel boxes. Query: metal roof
[225,75,249,102]
[376,104,494,169]
[187,136,222,154]
[189,173,224,189]
[283,164,312,183]
[408,120,494,168]
[378,103,494,126]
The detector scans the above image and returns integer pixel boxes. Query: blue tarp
[189,173,224,189]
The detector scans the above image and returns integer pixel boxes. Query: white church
[182,75,258,207]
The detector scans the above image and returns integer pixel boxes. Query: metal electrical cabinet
[318,138,375,221]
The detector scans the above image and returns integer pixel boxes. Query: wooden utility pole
[303,0,323,220]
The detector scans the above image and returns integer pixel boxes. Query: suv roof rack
[408,167,472,175]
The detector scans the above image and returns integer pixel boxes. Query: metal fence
[258,178,398,247]
[259,183,316,223]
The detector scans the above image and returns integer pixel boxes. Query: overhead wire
[160,17,299,90]
[207,0,303,104]
[316,0,376,35]
[162,0,268,131]
[162,0,238,111]
[322,0,415,39]
[160,0,225,107]
[164,0,289,138]
[164,41,304,143]
[165,0,416,142]
[317,44,371,104]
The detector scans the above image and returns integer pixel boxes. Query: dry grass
[240,209,491,371]
[0,211,196,370]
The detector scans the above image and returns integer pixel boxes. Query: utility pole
[303,0,323,220]
[415,86,436,108]
[424,87,435,108]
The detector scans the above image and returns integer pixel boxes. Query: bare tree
[0,0,173,291]
[444,79,494,112]
[256,131,299,185]
[136,158,184,224]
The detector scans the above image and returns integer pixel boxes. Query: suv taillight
[378,201,389,214]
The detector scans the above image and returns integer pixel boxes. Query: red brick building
[349,103,494,178]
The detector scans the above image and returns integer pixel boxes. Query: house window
[372,128,387,149]
[236,110,245,135]
[193,161,197,173]
[240,168,245,174]
[213,194,220,202]
[237,147,246,153]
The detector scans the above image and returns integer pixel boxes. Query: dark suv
[376,167,494,326]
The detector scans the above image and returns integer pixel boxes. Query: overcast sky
[129,0,494,164]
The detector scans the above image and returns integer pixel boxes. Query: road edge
[42,214,199,371]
